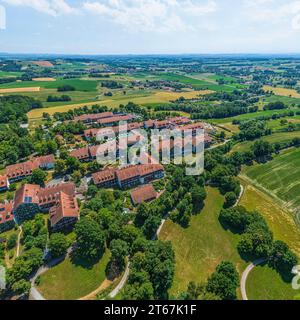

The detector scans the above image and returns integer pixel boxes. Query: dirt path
[79,279,113,300]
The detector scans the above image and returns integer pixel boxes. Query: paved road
[234,185,244,207]
[108,261,130,298]
[30,247,73,300]
[241,258,266,300]
[16,226,22,258]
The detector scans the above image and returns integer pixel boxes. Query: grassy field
[241,148,300,215]
[230,131,300,153]
[263,85,300,99]
[154,73,240,92]
[0,78,98,91]
[246,263,299,300]
[27,89,212,119]
[37,250,110,300]
[239,177,300,257]
[159,187,246,297]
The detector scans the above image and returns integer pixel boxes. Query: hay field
[32,77,56,82]
[263,85,300,98]
[0,87,40,93]
[242,148,300,214]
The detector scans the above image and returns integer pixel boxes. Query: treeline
[220,206,297,278]
[101,80,123,89]
[0,95,42,123]
[47,95,71,102]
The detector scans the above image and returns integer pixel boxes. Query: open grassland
[246,264,299,300]
[0,71,23,77]
[37,250,110,300]
[241,148,300,215]
[260,94,300,106]
[230,131,300,153]
[263,85,300,99]
[239,178,300,257]
[159,187,246,297]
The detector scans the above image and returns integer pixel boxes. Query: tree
[74,217,105,260]
[206,261,239,300]
[6,234,17,250]
[109,239,128,274]
[54,159,67,176]
[224,192,238,208]
[48,233,70,259]
[11,280,31,296]
[29,168,47,186]
[268,240,298,276]
[191,185,206,210]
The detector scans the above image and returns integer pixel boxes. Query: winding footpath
[16,226,22,258]
[240,258,267,300]
[108,262,130,298]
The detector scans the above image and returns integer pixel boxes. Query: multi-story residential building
[13,182,77,227]
[92,164,164,190]
[0,175,9,192]
[49,191,79,232]
[73,112,114,124]
[5,155,55,183]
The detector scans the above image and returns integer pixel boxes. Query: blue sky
[0,0,300,54]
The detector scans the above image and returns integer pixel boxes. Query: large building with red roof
[130,184,157,205]
[73,112,114,123]
[13,182,78,228]
[5,155,55,182]
[92,164,164,189]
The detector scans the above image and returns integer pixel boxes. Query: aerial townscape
[1,0,300,305]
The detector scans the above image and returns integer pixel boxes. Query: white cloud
[244,0,300,30]
[83,0,218,32]
[2,0,78,16]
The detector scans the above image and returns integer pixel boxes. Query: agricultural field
[263,85,300,99]
[230,131,300,153]
[241,148,300,215]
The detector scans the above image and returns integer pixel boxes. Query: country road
[241,258,266,300]
[108,261,130,298]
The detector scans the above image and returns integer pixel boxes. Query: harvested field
[263,85,300,98]
[0,87,40,93]
[32,77,56,82]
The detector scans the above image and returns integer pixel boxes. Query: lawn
[159,187,246,297]
[246,263,299,300]
[37,249,111,300]
[241,148,300,215]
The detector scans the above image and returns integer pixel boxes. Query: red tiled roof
[70,147,90,160]
[97,114,134,125]
[138,164,164,177]
[0,175,8,189]
[49,191,79,227]
[92,168,117,185]
[38,182,75,206]
[178,122,205,131]
[116,166,141,182]
[13,184,41,211]
[130,184,157,205]
[74,112,114,122]
[5,155,54,179]
[0,201,14,225]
